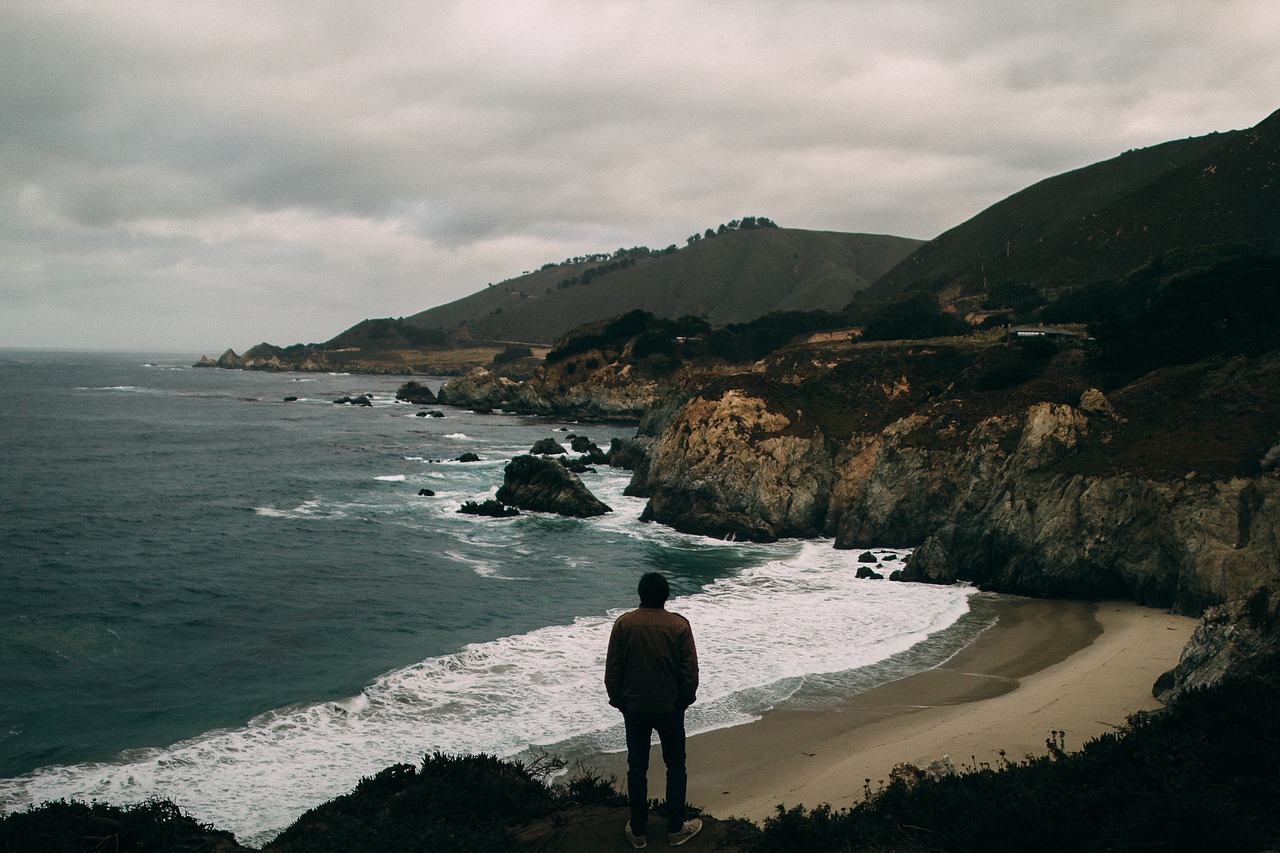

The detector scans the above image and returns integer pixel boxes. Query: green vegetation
[546,310,710,364]
[686,215,779,244]
[1041,244,1280,387]
[858,293,972,342]
[492,344,533,366]
[326,318,448,349]
[703,310,847,361]
[0,798,239,852]
[269,753,586,852]
[547,308,860,370]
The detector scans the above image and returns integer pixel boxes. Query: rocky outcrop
[631,389,834,542]
[396,381,438,405]
[495,455,612,518]
[437,368,519,410]
[1154,588,1280,701]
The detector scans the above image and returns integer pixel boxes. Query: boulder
[396,381,438,405]
[856,566,885,580]
[570,435,608,463]
[417,488,436,497]
[457,452,482,463]
[529,438,567,455]
[333,395,373,407]
[495,455,612,518]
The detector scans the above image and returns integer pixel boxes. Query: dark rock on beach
[496,455,612,518]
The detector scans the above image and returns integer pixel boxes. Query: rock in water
[529,438,567,455]
[458,499,519,518]
[395,380,438,405]
[496,455,612,518]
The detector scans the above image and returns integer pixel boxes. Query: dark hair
[637,572,670,608]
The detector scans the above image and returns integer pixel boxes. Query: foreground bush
[0,797,240,852]
[268,752,622,853]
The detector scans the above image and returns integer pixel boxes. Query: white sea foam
[375,474,407,482]
[253,500,346,520]
[0,542,972,846]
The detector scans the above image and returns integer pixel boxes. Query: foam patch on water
[0,542,972,846]
[253,500,346,520]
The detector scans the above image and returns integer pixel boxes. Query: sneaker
[668,818,702,847]
[625,820,647,849]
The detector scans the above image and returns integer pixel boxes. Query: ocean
[0,350,986,847]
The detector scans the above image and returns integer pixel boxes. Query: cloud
[1,0,1277,350]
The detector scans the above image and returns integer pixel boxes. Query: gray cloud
[2,0,1277,351]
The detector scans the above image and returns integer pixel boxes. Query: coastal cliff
[624,338,1280,692]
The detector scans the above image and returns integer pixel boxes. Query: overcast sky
[2,1,1277,353]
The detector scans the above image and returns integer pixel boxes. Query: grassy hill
[403,226,923,345]
[863,107,1280,312]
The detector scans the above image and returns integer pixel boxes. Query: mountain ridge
[404,226,923,345]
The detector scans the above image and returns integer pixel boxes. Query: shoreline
[591,596,1197,822]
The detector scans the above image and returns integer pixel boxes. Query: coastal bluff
[621,344,1280,697]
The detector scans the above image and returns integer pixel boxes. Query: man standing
[605,572,703,848]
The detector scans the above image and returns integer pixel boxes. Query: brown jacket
[604,605,699,714]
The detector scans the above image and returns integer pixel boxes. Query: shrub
[492,345,532,365]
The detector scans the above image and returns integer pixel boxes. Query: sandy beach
[594,595,1197,823]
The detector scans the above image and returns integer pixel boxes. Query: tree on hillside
[860,294,972,341]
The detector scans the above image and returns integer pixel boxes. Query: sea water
[0,350,982,846]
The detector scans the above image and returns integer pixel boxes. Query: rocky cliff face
[628,355,1280,626]
[631,389,833,541]
[837,398,1280,615]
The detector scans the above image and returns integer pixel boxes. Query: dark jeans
[623,709,687,834]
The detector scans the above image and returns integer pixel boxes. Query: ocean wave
[0,542,973,846]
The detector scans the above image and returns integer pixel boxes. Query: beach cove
[595,596,1196,822]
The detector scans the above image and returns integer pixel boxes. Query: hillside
[405,226,922,344]
[863,107,1280,312]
